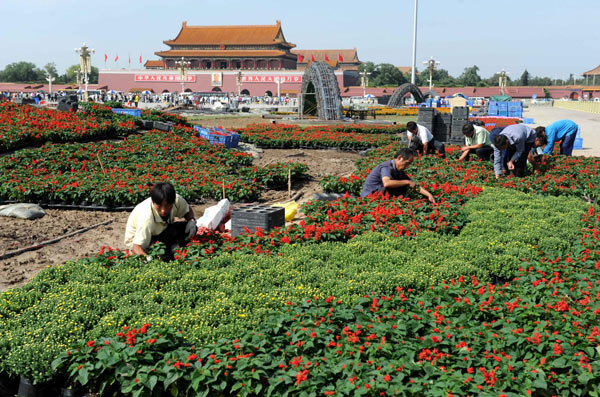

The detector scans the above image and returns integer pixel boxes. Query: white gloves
[185,219,197,240]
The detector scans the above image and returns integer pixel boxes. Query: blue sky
[1,0,598,79]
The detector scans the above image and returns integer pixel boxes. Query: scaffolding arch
[387,83,425,108]
[298,62,343,120]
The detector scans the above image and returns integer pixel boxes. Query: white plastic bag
[196,199,230,230]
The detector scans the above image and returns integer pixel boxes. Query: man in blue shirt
[492,124,547,178]
[539,119,579,156]
[361,148,436,203]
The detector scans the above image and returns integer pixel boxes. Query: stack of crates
[417,108,437,134]
[112,108,141,117]
[194,126,240,148]
[433,113,452,142]
[488,101,498,116]
[231,205,285,236]
[450,106,469,143]
[497,102,509,117]
[507,102,523,118]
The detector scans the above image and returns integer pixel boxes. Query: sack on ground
[0,203,46,220]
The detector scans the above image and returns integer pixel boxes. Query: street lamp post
[423,56,440,92]
[410,0,419,85]
[75,43,95,101]
[274,76,282,99]
[498,69,508,95]
[46,72,55,95]
[175,57,191,93]
[75,70,82,92]
[360,70,371,98]
[236,70,242,96]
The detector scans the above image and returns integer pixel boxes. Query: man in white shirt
[124,182,196,260]
[406,121,446,157]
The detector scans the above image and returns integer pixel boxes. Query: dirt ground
[0,147,360,291]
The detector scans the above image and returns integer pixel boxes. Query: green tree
[43,62,58,78]
[458,65,482,86]
[370,63,407,86]
[520,69,529,86]
[64,64,99,84]
[432,68,456,87]
[0,61,45,83]
[357,61,377,76]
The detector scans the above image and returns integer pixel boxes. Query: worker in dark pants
[361,148,436,203]
[492,125,547,178]
[458,122,494,161]
[539,120,579,156]
[406,121,446,157]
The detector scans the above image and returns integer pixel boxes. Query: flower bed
[0,189,591,389]
[79,102,190,128]
[321,143,600,201]
[0,102,138,152]
[234,124,405,150]
[0,126,308,206]
[53,236,600,396]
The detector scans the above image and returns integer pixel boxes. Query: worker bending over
[124,182,196,259]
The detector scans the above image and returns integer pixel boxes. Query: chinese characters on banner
[134,75,196,82]
[241,75,302,83]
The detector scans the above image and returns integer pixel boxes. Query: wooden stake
[96,153,106,174]
[288,168,292,198]
[222,179,226,200]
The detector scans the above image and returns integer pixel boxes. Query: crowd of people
[0,90,298,110]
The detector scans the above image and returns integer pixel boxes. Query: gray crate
[231,205,285,236]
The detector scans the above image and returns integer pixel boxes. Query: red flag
[338,53,344,62]
[104,53,108,62]
[324,54,329,61]
[311,55,315,62]
[128,55,131,64]
[297,54,304,63]
[139,55,142,64]
[114,54,119,62]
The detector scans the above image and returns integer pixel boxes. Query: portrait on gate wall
[211,72,222,87]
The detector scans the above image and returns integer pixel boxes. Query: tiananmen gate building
[98,21,361,96]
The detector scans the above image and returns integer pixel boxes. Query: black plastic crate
[452,106,469,118]
[139,119,154,129]
[153,121,172,131]
[231,205,285,236]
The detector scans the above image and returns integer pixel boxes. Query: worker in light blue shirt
[492,124,547,178]
[540,119,579,156]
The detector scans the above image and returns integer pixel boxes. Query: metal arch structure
[387,83,425,108]
[298,62,343,120]
[422,89,438,99]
